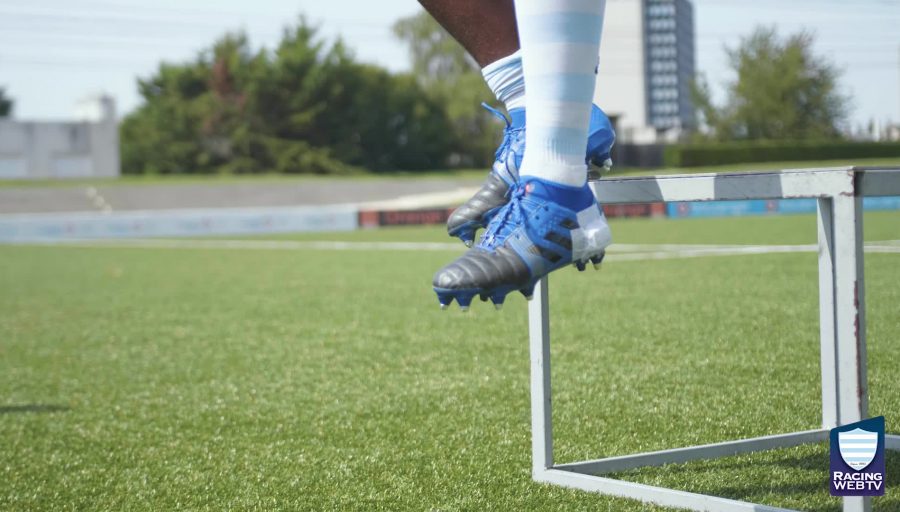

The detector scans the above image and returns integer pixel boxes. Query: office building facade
[595,0,696,144]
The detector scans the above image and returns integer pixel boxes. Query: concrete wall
[0,97,119,180]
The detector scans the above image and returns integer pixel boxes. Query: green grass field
[2,212,899,511]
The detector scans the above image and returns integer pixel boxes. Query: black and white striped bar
[589,166,900,204]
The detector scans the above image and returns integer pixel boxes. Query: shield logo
[838,428,879,470]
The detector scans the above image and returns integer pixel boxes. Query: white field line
[10,238,900,260]
[357,187,479,210]
[23,238,465,252]
[84,186,113,214]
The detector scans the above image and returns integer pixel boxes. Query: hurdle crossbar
[528,167,900,512]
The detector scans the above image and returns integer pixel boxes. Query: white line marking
[357,187,479,210]
[16,238,465,252]
[84,186,113,213]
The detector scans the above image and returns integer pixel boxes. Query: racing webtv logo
[830,416,886,496]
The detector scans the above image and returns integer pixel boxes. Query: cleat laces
[481,103,524,178]
[477,183,528,250]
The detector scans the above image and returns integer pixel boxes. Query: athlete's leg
[433,0,612,311]
[417,0,519,68]
[516,0,606,187]
[420,0,615,246]
[430,0,526,246]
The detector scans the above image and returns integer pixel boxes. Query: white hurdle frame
[528,167,900,512]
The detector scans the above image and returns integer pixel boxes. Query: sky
[0,0,898,130]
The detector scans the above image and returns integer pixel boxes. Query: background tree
[121,19,454,175]
[0,87,13,117]
[393,12,501,167]
[692,27,849,141]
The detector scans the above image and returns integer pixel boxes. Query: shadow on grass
[609,446,900,512]
[0,404,69,414]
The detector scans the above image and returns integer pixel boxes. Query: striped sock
[515,0,606,187]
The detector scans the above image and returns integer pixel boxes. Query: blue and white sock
[481,50,526,112]
[515,0,606,187]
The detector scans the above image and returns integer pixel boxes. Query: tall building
[594,0,696,144]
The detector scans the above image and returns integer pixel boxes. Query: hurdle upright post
[828,190,870,512]
[528,276,554,476]
[816,196,839,430]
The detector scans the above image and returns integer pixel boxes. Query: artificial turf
[1,211,898,511]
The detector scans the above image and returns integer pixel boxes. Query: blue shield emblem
[838,428,878,470]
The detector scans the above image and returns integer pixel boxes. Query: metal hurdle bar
[528,167,900,512]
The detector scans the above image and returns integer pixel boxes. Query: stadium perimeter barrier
[526,167,899,512]
[0,169,899,242]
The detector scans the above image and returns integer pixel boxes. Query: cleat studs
[490,294,506,310]
[455,293,474,310]
[520,282,537,301]
[575,261,587,272]
[494,303,503,311]
[590,252,606,270]
[479,293,489,302]
[459,230,476,248]
[436,293,454,308]
[460,305,470,312]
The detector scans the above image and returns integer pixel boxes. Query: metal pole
[831,192,870,512]
[831,194,868,425]
[817,198,839,429]
[529,276,554,477]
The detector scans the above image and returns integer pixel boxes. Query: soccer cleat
[586,103,616,173]
[434,177,611,310]
[446,103,615,247]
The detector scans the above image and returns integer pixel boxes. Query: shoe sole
[434,251,605,311]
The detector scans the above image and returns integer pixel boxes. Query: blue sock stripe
[520,13,604,44]
[521,43,603,74]
[526,100,596,130]
[515,0,606,16]
[526,73,598,103]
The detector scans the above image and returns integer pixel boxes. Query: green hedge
[663,141,900,168]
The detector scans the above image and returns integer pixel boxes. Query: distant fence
[1,197,897,242]
[0,205,357,242]
[356,198,899,229]
[668,196,900,218]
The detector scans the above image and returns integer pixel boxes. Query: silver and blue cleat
[434,176,612,311]
[446,103,616,247]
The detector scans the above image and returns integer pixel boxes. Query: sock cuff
[482,51,526,112]
[481,50,522,77]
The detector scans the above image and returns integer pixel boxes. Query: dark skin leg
[418,0,520,67]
